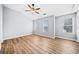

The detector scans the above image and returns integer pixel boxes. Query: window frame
[63,17,74,34]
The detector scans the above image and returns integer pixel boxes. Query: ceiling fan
[25,4,40,14]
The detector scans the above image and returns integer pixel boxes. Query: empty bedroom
[0,4,79,54]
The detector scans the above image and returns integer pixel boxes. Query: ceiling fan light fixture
[31,10,35,13]
[25,4,41,14]
[43,13,46,15]
[32,4,34,6]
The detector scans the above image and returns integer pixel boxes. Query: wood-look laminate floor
[1,35,79,54]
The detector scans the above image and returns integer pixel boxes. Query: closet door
[33,20,39,34]
[38,18,49,36]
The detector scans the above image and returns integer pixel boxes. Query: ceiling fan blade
[35,11,39,14]
[35,8,40,10]
[25,10,30,11]
[27,4,32,8]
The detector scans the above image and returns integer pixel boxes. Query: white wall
[0,5,3,43]
[77,10,79,41]
[3,7,33,39]
[33,16,54,38]
[55,13,76,40]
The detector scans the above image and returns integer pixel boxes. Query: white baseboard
[33,34,55,39]
[77,36,79,42]
[77,39,79,42]
[55,36,78,42]
[2,33,79,43]
[0,40,3,43]
[3,33,32,40]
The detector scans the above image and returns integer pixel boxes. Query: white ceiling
[4,4,79,20]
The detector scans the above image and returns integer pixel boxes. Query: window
[43,20,49,32]
[64,18,73,33]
